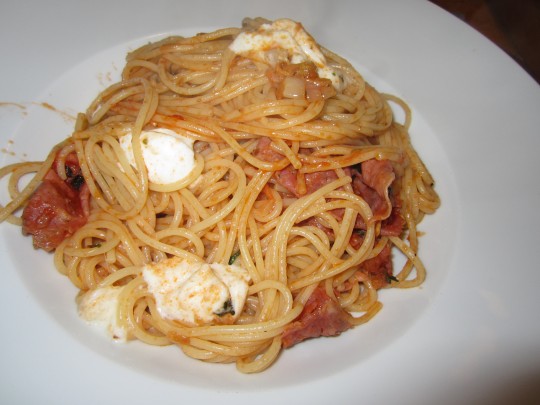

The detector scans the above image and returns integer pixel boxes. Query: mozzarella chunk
[118,128,195,185]
[229,18,342,89]
[78,286,127,342]
[142,257,251,326]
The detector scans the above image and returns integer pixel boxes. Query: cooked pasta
[0,17,440,373]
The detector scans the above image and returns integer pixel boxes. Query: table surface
[430,0,540,84]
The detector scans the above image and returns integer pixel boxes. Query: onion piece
[279,76,306,99]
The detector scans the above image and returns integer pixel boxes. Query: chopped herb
[215,299,235,316]
[69,174,85,190]
[64,164,85,190]
[355,229,366,237]
[386,274,399,283]
[228,250,241,265]
[90,242,102,248]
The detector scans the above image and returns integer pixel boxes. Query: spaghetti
[0,17,440,373]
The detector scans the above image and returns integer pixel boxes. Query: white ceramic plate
[1,1,539,404]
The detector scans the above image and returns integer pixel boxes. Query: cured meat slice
[22,153,88,251]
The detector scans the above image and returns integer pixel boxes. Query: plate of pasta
[1,0,539,404]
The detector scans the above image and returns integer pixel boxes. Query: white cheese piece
[229,18,342,89]
[209,262,250,318]
[78,286,127,342]
[118,127,195,185]
[142,256,251,326]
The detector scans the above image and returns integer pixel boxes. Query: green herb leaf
[214,299,235,316]
[355,229,366,237]
[228,250,240,265]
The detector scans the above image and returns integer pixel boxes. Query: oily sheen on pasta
[0,18,440,373]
